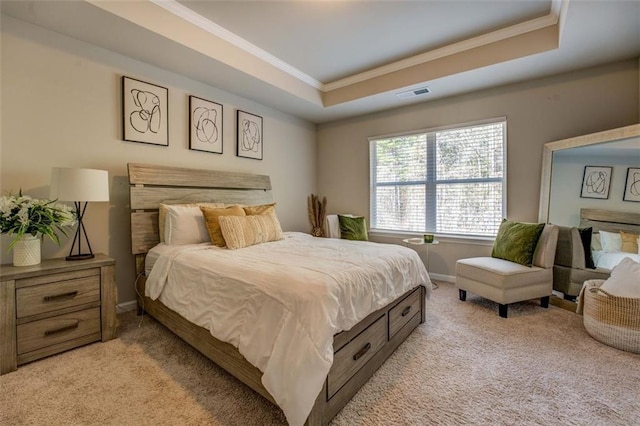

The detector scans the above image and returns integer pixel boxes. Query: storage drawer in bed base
[136,275,426,426]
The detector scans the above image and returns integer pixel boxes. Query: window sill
[368,229,495,246]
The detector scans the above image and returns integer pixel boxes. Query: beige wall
[317,59,639,280]
[0,16,317,304]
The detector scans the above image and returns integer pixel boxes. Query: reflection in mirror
[539,124,640,225]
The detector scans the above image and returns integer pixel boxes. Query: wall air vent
[396,86,431,99]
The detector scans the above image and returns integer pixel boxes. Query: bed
[580,208,640,270]
[128,163,431,426]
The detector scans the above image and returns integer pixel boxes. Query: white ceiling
[2,0,639,124]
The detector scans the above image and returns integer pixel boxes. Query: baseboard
[116,300,137,314]
[429,273,455,283]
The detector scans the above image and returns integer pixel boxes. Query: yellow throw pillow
[243,202,276,216]
[620,231,639,254]
[200,205,246,247]
[218,213,284,250]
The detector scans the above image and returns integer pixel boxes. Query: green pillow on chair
[338,215,368,241]
[491,219,545,266]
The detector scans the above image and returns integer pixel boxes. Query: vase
[13,234,41,267]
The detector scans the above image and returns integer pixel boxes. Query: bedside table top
[402,238,439,246]
[0,253,115,281]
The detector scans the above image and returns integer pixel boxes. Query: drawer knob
[44,321,79,336]
[353,342,371,361]
[44,291,78,302]
[401,306,412,317]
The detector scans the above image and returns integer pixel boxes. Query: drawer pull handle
[44,321,79,336]
[44,291,78,302]
[353,342,371,361]
[401,306,412,317]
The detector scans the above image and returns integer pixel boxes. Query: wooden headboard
[128,163,273,274]
[580,208,640,234]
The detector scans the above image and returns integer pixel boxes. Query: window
[369,119,506,237]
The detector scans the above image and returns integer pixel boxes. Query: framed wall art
[236,110,263,160]
[623,167,640,202]
[122,76,168,146]
[189,96,223,154]
[580,165,612,199]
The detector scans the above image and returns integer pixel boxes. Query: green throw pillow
[491,219,545,266]
[338,215,368,241]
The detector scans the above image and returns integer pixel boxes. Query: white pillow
[164,205,210,245]
[600,257,640,298]
[323,214,355,239]
[599,230,622,253]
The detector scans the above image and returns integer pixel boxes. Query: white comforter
[146,232,431,425]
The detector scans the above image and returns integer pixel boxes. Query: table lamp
[50,167,109,260]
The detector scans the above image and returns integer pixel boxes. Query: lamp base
[66,253,95,261]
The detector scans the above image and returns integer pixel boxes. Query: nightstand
[403,238,439,270]
[0,254,116,375]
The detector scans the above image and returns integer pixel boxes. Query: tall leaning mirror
[539,124,640,226]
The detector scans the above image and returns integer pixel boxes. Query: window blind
[370,120,506,237]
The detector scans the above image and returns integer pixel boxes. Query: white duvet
[146,232,431,426]
[592,250,640,271]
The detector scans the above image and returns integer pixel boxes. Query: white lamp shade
[50,168,110,202]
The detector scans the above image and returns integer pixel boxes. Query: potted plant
[0,191,76,266]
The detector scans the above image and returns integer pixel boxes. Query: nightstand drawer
[16,307,101,355]
[16,275,100,319]
[388,287,421,339]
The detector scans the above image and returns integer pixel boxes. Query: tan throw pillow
[200,205,246,247]
[159,202,225,242]
[243,203,276,216]
[218,214,284,250]
[620,231,639,254]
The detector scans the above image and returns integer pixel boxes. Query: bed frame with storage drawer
[128,163,428,425]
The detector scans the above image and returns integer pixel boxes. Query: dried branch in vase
[307,193,327,237]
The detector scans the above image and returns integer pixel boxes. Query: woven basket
[582,279,640,354]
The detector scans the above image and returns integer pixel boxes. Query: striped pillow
[218,214,284,249]
[200,205,246,247]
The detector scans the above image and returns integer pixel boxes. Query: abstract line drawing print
[194,108,218,143]
[241,119,261,152]
[189,96,223,154]
[236,110,263,160]
[580,166,612,200]
[130,89,161,134]
[623,167,640,202]
[122,76,168,146]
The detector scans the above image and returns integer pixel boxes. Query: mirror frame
[538,123,640,223]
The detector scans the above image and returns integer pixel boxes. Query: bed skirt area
[136,275,427,426]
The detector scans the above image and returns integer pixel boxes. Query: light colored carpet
[1,282,638,425]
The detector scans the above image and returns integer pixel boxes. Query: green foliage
[0,191,76,250]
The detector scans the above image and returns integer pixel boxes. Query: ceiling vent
[396,86,431,99]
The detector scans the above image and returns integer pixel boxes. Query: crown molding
[150,0,323,89]
[323,11,560,91]
[152,0,567,95]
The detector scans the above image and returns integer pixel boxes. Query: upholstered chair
[553,226,610,300]
[456,224,559,318]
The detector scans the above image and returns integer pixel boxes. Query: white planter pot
[13,234,41,266]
